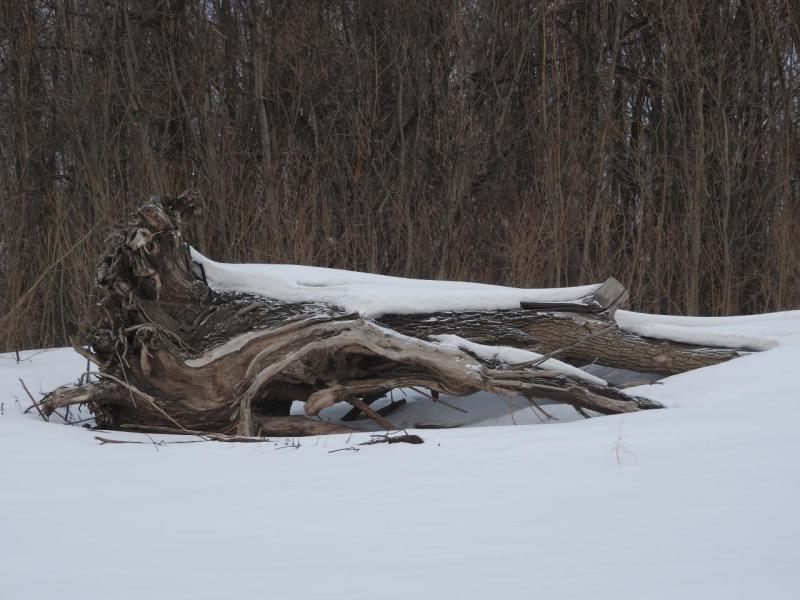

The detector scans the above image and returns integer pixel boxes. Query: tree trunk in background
[1,0,798,352]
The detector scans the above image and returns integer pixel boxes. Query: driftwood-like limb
[118,423,347,442]
[19,378,48,422]
[252,416,356,437]
[39,196,746,438]
[360,433,425,446]
[376,399,407,418]
[519,277,628,314]
[346,397,397,431]
[522,314,743,374]
[44,312,660,435]
[378,310,743,374]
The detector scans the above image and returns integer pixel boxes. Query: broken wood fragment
[359,433,425,446]
[346,397,397,431]
[19,378,48,422]
[519,276,628,314]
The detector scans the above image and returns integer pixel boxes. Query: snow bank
[615,309,800,350]
[191,248,599,317]
[3,344,800,599]
[5,259,800,598]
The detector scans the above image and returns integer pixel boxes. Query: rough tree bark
[42,197,743,437]
[379,309,742,374]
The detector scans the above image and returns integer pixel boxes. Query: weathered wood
[521,314,742,374]
[378,310,743,374]
[38,196,748,438]
[341,393,387,421]
[519,276,628,314]
[346,397,397,431]
[45,312,662,435]
[252,416,355,437]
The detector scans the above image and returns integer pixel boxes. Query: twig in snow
[95,436,143,445]
[525,396,556,420]
[19,378,48,422]
[612,417,637,465]
[359,432,424,446]
[70,341,101,367]
[120,423,273,443]
[328,446,360,453]
[275,438,301,450]
[95,435,206,446]
[573,406,592,419]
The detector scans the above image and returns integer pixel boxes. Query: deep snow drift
[615,309,800,350]
[3,334,800,598]
[3,259,800,598]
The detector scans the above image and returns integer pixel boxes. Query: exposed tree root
[39,196,745,438]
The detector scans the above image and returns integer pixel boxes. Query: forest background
[0,0,797,351]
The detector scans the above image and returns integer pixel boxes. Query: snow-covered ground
[3,258,800,598]
[3,334,800,599]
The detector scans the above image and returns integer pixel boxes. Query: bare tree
[1,0,798,352]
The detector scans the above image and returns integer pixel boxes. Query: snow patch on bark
[432,334,607,385]
[191,248,600,317]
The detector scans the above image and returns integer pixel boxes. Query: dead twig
[119,424,273,443]
[70,341,102,366]
[359,433,424,446]
[19,378,48,422]
[409,386,468,414]
[341,392,384,422]
[275,439,301,450]
[95,436,143,445]
[0,224,101,329]
[513,323,619,369]
[573,406,592,419]
[526,396,556,421]
[95,435,205,446]
[376,398,407,417]
[346,397,398,431]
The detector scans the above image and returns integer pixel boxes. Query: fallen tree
[42,197,744,437]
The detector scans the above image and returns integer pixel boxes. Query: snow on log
[40,196,751,437]
[194,250,745,374]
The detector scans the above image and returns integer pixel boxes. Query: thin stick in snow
[19,378,48,422]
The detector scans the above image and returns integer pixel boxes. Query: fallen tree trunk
[379,309,742,374]
[41,196,743,437]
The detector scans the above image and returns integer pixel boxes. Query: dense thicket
[1,0,798,351]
